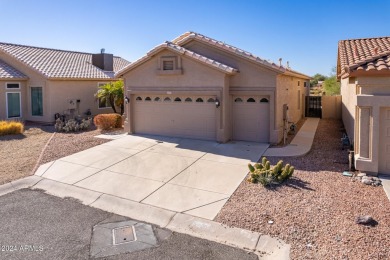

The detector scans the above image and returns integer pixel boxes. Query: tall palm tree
[95,80,124,114]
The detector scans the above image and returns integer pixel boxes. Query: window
[163,60,174,70]
[31,87,43,116]
[304,82,307,88]
[164,97,171,102]
[136,96,143,101]
[247,98,256,102]
[154,97,161,102]
[185,97,192,102]
[196,98,204,103]
[6,92,21,118]
[97,83,110,108]
[174,97,181,102]
[298,90,301,110]
[6,83,20,89]
[298,81,300,86]
[145,97,152,101]
[260,98,269,103]
[207,98,215,103]
[234,98,243,102]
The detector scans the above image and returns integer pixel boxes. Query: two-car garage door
[133,95,216,140]
[132,95,270,142]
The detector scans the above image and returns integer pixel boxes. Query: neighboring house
[0,43,130,122]
[337,36,390,176]
[116,32,310,144]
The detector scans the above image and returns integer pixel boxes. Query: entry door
[379,108,390,175]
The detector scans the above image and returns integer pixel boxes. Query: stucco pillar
[123,92,131,133]
[216,76,230,143]
[356,106,372,159]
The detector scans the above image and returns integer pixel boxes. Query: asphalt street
[0,189,257,260]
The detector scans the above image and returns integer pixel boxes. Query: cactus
[247,157,295,186]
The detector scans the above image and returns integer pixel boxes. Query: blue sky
[0,0,389,76]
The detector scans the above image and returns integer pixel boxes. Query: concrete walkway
[263,118,320,157]
[379,175,390,202]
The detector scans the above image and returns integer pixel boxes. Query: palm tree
[95,80,124,115]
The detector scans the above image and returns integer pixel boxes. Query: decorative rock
[357,173,366,177]
[355,215,377,226]
[268,220,274,224]
[361,179,373,185]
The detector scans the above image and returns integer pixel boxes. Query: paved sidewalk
[379,175,390,201]
[263,118,320,157]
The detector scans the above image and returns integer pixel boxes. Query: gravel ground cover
[0,125,53,185]
[39,127,122,165]
[216,119,390,259]
[270,117,306,148]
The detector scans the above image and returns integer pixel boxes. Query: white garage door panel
[233,96,269,142]
[379,108,390,175]
[134,96,216,140]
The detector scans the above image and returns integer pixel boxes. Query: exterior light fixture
[215,98,220,108]
[125,96,129,104]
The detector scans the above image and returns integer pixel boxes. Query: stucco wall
[47,80,114,122]
[183,41,278,88]
[340,77,357,141]
[322,95,342,119]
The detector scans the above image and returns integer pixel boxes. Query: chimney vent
[278,58,282,67]
[101,48,105,54]
[92,52,113,71]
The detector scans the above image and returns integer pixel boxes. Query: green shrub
[55,118,91,132]
[93,113,122,130]
[0,121,24,136]
[247,157,294,186]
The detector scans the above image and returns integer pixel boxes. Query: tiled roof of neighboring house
[172,31,285,73]
[338,36,390,78]
[116,41,238,76]
[0,59,28,79]
[0,42,130,79]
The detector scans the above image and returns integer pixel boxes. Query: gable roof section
[0,42,130,79]
[172,32,285,73]
[337,36,390,79]
[116,41,238,76]
[0,59,28,79]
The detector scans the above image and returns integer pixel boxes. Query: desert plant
[55,118,91,132]
[94,80,125,115]
[93,113,122,130]
[0,121,24,136]
[247,157,294,186]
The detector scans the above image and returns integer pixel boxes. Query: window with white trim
[6,92,21,118]
[31,87,43,116]
[6,83,20,89]
[97,83,111,108]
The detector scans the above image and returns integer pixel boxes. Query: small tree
[310,73,327,87]
[323,67,340,95]
[95,80,124,115]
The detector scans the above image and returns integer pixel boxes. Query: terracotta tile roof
[116,41,238,76]
[0,42,130,79]
[0,59,28,79]
[172,31,285,73]
[338,36,390,78]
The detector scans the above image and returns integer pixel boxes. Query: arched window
[260,98,269,103]
[145,97,152,101]
[234,98,243,102]
[207,98,215,103]
[136,96,142,101]
[185,97,192,102]
[196,98,204,103]
[154,97,161,102]
[247,98,256,103]
[164,97,171,102]
[174,97,182,102]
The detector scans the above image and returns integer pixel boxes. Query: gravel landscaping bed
[39,128,122,165]
[216,119,390,259]
[0,125,53,185]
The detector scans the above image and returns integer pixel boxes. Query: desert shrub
[247,157,294,186]
[93,113,122,130]
[55,118,91,132]
[0,121,24,136]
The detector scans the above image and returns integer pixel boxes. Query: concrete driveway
[35,134,268,220]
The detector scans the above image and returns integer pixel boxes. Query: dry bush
[0,121,24,135]
[93,114,122,130]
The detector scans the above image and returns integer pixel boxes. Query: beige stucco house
[0,43,130,122]
[116,32,310,144]
[338,36,390,176]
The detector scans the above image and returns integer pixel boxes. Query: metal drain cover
[113,226,136,244]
